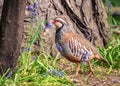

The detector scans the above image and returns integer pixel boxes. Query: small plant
[0,19,74,86]
[98,34,120,74]
[100,0,120,73]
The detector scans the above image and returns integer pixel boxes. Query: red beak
[50,20,55,24]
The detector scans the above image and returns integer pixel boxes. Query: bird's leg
[75,62,80,75]
[69,62,80,78]
[87,61,94,76]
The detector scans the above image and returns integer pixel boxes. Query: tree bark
[0,0,26,73]
[33,0,109,57]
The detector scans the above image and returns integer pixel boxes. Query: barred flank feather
[68,37,92,61]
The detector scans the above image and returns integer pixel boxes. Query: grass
[104,0,120,25]
[99,34,120,68]
[14,52,73,86]
[96,0,120,74]
[0,47,74,85]
[0,23,118,86]
[109,0,120,6]
[0,53,74,86]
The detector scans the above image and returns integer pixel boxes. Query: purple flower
[31,56,37,61]
[27,48,30,51]
[33,2,37,8]
[43,73,47,77]
[27,5,33,11]
[48,69,64,78]
[48,69,57,76]
[105,0,113,9]
[45,22,53,28]
[58,70,63,78]
[21,47,30,52]
[27,2,38,18]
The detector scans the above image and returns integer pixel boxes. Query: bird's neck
[56,24,66,34]
[55,24,67,42]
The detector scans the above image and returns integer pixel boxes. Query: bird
[48,17,107,76]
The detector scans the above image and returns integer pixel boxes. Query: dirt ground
[57,58,120,86]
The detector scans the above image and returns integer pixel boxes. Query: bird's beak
[50,20,56,24]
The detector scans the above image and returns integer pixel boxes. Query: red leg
[75,62,80,75]
[69,62,80,78]
[87,61,94,76]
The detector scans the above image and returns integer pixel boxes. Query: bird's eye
[51,20,60,24]
[54,20,60,22]
[52,20,60,24]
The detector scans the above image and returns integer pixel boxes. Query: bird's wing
[68,36,93,61]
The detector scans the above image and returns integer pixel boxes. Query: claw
[87,71,94,77]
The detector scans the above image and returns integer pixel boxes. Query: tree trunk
[0,0,26,73]
[33,0,109,57]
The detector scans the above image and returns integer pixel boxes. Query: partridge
[48,17,107,75]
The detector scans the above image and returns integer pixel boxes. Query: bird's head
[46,17,67,29]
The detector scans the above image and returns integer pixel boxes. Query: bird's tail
[95,54,107,63]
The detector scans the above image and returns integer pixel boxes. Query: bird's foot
[87,71,94,77]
